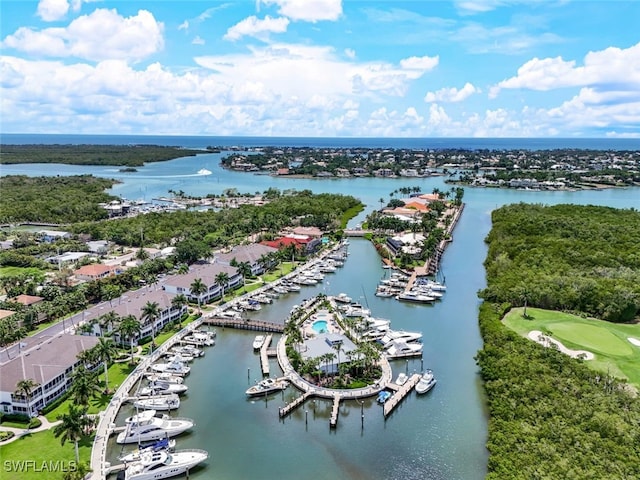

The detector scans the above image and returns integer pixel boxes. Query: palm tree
[171,294,188,326]
[214,273,229,302]
[62,462,92,480]
[93,338,117,393]
[190,277,207,312]
[54,404,90,464]
[69,365,101,406]
[141,301,161,350]
[14,378,39,418]
[237,261,252,292]
[332,342,343,376]
[98,311,119,336]
[118,315,142,361]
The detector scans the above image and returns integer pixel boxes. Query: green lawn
[503,307,640,387]
[0,429,91,480]
[0,266,46,278]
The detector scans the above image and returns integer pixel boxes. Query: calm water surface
[2,138,638,479]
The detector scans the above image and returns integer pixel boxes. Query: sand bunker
[528,330,595,360]
[628,337,640,347]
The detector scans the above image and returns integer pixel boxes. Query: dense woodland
[481,203,640,322]
[0,144,202,166]
[477,203,640,478]
[71,190,361,248]
[0,175,118,224]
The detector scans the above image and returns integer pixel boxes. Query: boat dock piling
[260,334,273,376]
[383,373,421,417]
[329,394,341,428]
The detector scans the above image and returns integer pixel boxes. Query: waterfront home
[300,333,360,375]
[0,334,100,416]
[214,244,278,276]
[386,233,426,257]
[162,263,242,305]
[46,251,92,267]
[36,230,72,243]
[261,235,321,254]
[73,263,120,282]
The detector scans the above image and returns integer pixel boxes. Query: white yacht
[116,410,194,444]
[245,377,289,397]
[133,394,180,411]
[252,335,266,350]
[150,360,190,376]
[395,372,409,386]
[415,369,437,394]
[334,293,352,303]
[396,292,435,304]
[118,438,176,463]
[119,448,208,480]
[385,341,423,358]
[139,381,189,397]
[342,304,371,317]
[183,332,215,346]
[163,352,194,363]
[379,330,423,348]
[144,373,184,384]
[171,345,204,358]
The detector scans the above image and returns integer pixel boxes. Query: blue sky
[1,0,639,137]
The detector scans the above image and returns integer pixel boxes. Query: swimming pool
[311,320,328,334]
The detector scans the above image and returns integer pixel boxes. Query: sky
[1,0,639,138]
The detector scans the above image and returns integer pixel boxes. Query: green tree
[141,301,161,350]
[53,404,91,464]
[190,278,207,312]
[69,365,101,406]
[93,337,117,393]
[14,378,39,418]
[214,272,229,301]
[118,314,141,361]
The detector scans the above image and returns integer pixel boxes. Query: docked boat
[150,360,190,376]
[415,369,437,394]
[376,391,391,404]
[385,341,423,358]
[117,448,208,480]
[118,438,176,463]
[245,377,289,397]
[272,285,289,294]
[375,287,394,298]
[379,330,423,348]
[182,333,214,346]
[334,293,352,303]
[144,373,184,384]
[171,345,204,358]
[164,352,194,363]
[342,304,371,317]
[252,335,266,350]
[395,292,435,304]
[253,294,272,304]
[140,381,189,396]
[133,394,181,411]
[116,410,194,444]
[395,373,408,386]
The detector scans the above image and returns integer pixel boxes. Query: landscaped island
[476,203,640,479]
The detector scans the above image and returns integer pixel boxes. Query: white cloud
[425,82,478,103]
[2,9,164,63]
[399,55,439,71]
[491,42,640,96]
[192,36,205,46]
[178,20,189,31]
[260,0,342,23]
[344,48,356,59]
[224,15,290,41]
[37,0,69,21]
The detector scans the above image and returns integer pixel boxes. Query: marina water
[2,135,638,479]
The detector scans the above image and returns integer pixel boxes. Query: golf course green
[503,307,640,388]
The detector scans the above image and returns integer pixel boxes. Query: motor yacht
[118,448,208,480]
[379,330,423,348]
[395,292,435,304]
[118,438,176,463]
[171,345,204,358]
[150,360,190,376]
[334,293,352,303]
[139,381,189,396]
[385,341,423,358]
[133,394,180,412]
[415,369,437,394]
[395,373,409,386]
[144,373,184,384]
[116,410,194,444]
[245,377,289,397]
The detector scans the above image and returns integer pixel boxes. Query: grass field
[503,307,640,388]
[0,430,91,480]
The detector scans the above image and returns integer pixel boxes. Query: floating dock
[279,392,312,418]
[260,334,273,376]
[383,373,421,417]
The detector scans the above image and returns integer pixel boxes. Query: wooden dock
[383,373,421,417]
[279,392,312,418]
[260,334,272,376]
[329,394,341,428]
[203,317,284,332]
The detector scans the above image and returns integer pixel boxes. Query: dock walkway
[329,394,341,428]
[260,334,273,375]
[383,373,421,417]
[203,317,284,332]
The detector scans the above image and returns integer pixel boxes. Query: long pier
[260,334,273,375]
[329,394,341,428]
[383,373,421,417]
[203,317,284,332]
[279,392,312,418]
